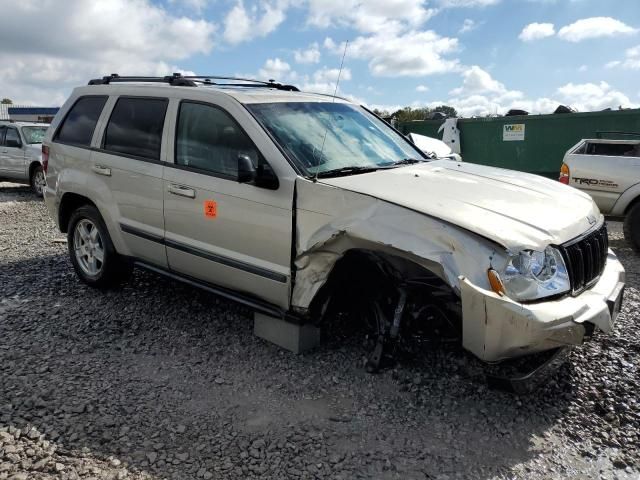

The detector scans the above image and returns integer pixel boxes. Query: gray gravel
[1,181,639,480]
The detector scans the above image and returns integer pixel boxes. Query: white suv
[0,121,49,196]
[43,74,625,369]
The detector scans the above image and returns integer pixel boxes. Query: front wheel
[623,203,640,253]
[67,205,132,288]
[30,165,45,197]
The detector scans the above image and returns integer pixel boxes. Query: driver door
[162,99,293,309]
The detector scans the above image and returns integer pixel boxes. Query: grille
[559,224,609,295]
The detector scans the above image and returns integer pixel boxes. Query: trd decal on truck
[572,177,618,188]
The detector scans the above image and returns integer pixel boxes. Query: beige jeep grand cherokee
[43,74,625,369]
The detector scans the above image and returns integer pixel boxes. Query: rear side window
[586,142,639,157]
[55,96,107,147]
[0,126,5,146]
[103,97,168,160]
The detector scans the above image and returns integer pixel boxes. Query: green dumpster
[399,108,640,179]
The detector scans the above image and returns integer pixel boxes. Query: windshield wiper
[393,158,427,165]
[315,166,382,178]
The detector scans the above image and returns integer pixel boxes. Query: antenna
[313,40,349,181]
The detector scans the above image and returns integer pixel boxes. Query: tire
[67,205,132,288]
[30,165,45,197]
[623,203,640,253]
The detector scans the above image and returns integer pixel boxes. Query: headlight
[502,246,570,301]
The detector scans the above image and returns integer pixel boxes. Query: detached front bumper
[460,250,625,362]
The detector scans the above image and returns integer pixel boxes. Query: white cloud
[558,17,637,42]
[0,0,214,105]
[306,0,437,34]
[436,0,500,7]
[257,58,296,82]
[416,85,429,92]
[326,30,460,77]
[294,43,321,64]
[313,67,352,83]
[223,1,288,44]
[449,65,506,95]
[438,67,637,117]
[605,45,640,70]
[578,64,588,72]
[556,81,635,111]
[519,22,555,41]
[459,19,477,33]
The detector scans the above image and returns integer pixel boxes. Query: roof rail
[88,73,299,91]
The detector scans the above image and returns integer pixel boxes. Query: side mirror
[6,138,21,148]
[237,154,257,184]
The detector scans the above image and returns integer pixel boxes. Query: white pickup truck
[561,138,640,250]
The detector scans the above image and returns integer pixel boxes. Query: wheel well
[28,161,41,180]
[308,249,457,321]
[624,195,640,215]
[59,193,97,233]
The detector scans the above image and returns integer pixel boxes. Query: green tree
[1,98,12,104]
[432,105,457,118]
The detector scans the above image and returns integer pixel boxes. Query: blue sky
[1,0,639,116]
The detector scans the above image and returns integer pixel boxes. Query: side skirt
[133,260,286,320]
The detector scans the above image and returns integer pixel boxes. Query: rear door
[2,127,26,179]
[162,99,293,309]
[91,96,169,268]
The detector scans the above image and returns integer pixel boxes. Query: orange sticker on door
[204,200,217,219]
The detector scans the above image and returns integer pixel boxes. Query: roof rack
[88,73,299,91]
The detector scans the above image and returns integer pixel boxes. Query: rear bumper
[460,250,625,362]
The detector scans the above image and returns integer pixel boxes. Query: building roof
[0,104,59,120]
[8,107,59,115]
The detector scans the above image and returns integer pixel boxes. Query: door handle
[1,150,7,154]
[92,164,111,176]
[168,183,196,198]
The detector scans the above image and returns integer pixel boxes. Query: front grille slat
[560,224,608,295]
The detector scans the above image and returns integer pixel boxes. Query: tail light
[42,145,49,174]
[559,163,570,185]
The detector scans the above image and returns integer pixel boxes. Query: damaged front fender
[292,178,500,312]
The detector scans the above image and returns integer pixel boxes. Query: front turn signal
[487,269,505,295]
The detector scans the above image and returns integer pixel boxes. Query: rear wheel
[30,165,45,197]
[623,203,640,253]
[67,205,131,288]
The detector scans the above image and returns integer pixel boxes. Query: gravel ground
[1,181,639,480]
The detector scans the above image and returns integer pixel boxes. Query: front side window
[104,97,168,160]
[247,102,424,176]
[5,128,21,147]
[55,96,107,147]
[176,102,259,177]
[22,126,48,144]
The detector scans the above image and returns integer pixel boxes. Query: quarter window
[175,102,259,177]
[55,96,107,147]
[104,97,168,160]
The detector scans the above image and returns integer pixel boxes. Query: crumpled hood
[320,160,600,251]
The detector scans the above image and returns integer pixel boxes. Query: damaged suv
[43,74,625,370]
